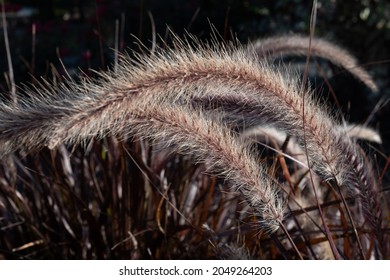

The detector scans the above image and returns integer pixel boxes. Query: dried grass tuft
[0,32,388,259]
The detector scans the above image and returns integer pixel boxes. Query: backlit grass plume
[0,33,387,258]
[251,35,378,92]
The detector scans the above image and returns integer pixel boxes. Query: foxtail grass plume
[0,34,385,248]
[251,35,378,92]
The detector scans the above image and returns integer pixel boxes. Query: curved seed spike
[251,35,378,92]
[0,34,385,252]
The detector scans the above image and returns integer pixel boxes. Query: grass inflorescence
[0,25,388,259]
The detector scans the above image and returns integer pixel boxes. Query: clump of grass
[0,26,388,259]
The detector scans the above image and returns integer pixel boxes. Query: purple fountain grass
[251,35,378,92]
[51,96,286,232]
[0,35,386,256]
[190,88,386,256]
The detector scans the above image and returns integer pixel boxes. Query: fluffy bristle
[251,35,378,92]
[0,33,385,248]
